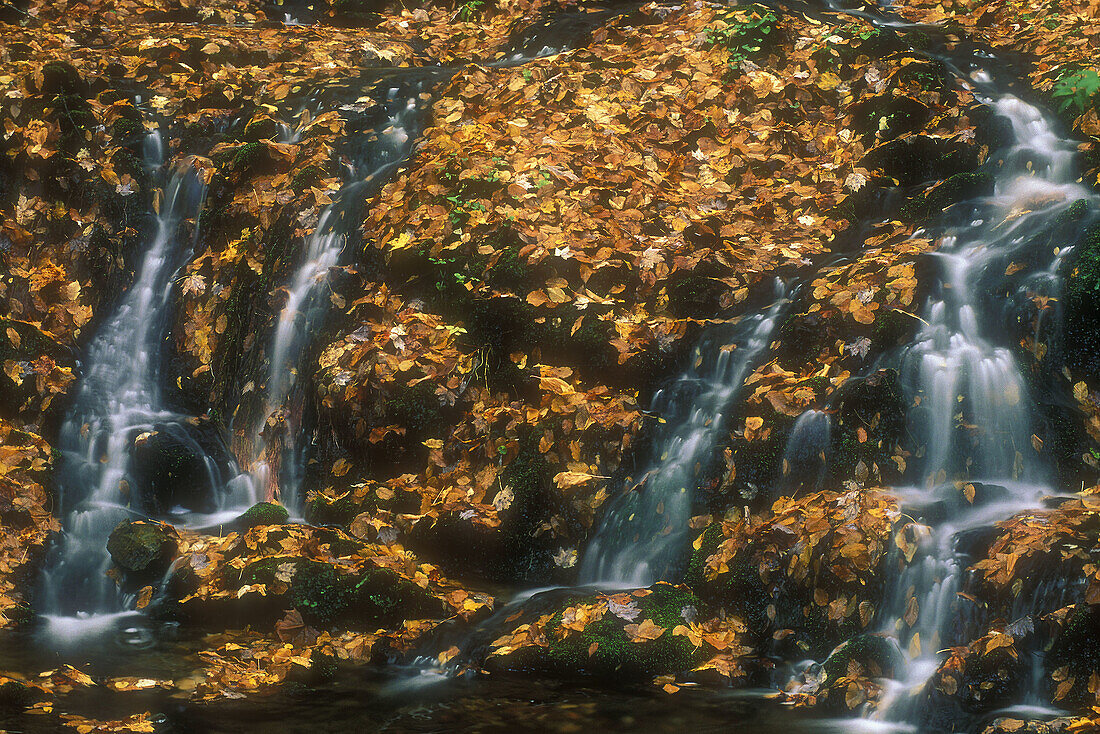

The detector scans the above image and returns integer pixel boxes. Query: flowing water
[769,5,1100,728]
[779,408,833,493]
[38,138,211,647]
[870,91,1098,726]
[579,283,791,586]
[249,78,434,511]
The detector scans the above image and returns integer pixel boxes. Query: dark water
[0,650,852,734]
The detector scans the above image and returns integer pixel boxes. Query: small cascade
[579,284,791,586]
[38,139,210,644]
[871,94,1099,725]
[779,408,833,493]
[251,82,432,511]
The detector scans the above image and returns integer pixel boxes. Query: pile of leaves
[688,489,901,657]
[967,496,1100,618]
[0,420,58,627]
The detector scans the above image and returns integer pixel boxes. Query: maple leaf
[607,598,641,622]
[180,274,207,296]
[553,547,577,568]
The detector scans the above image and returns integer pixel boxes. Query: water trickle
[579,284,791,586]
[251,83,433,511]
[780,408,833,493]
[38,138,211,642]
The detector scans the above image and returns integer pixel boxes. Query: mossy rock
[1062,223,1100,381]
[240,558,446,627]
[821,634,904,683]
[126,421,231,515]
[242,117,280,142]
[304,492,361,527]
[485,583,708,682]
[899,171,995,222]
[236,501,289,528]
[667,273,728,319]
[0,678,48,712]
[861,135,976,187]
[38,61,87,97]
[107,520,178,580]
[1045,606,1100,709]
[291,164,325,191]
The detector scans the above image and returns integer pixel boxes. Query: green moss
[291,164,325,191]
[539,584,706,680]
[385,382,444,441]
[231,141,264,172]
[1046,606,1100,710]
[243,559,444,626]
[243,117,279,142]
[107,521,176,575]
[39,61,85,96]
[238,501,289,528]
[487,245,529,291]
[1063,222,1100,380]
[684,523,724,592]
[304,493,362,527]
[111,116,145,143]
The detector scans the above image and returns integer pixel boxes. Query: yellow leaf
[818,72,842,91]
[553,471,606,490]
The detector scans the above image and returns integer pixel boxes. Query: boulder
[107,520,178,581]
[127,418,234,515]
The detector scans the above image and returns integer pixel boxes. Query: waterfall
[250,82,431,511]
[579,284,791,586]
[872,94,1098,724]
[38,137,210,645]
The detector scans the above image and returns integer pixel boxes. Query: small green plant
[456,0,484,21]
[705,4,779,68]
[1052,68,1100,116]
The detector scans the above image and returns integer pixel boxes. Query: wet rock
[1061,223,1100,381]
[781,634,903,714]
[1044,605,1100,710]
[933,481,1010,514]
[821,634,905,683]
[0,676,49,713]
[952,525,1001,563]
[899,171,995,221]
[861,135,978,188]
[126,418,233,515]
[107,520,178,582]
